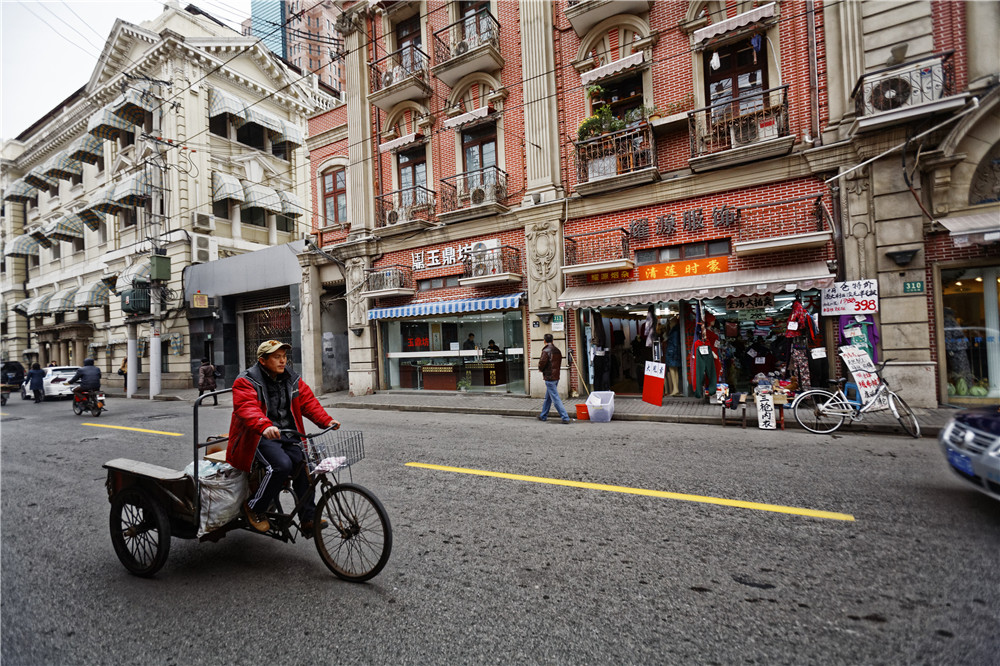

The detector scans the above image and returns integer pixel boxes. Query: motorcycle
[73,388,106,417]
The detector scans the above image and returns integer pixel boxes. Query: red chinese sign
[637,256,729,281]
[586,268,633,283]
[406,337,430,349]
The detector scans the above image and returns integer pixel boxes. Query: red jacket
[226,364,332,473]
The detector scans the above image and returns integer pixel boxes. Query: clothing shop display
[665,321,682,396]
[839,314,879,362]
[787,342,811,389]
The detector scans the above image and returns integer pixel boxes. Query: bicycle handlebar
[278,423,340,440]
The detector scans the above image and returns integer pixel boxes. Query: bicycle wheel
[888,393,920,438]
[109,486,171,577]
[793,390,847,434]
[73,401,84,416]
[314,483,392,582]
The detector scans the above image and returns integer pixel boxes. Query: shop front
[559,262,836,398]
[368,292,526,393]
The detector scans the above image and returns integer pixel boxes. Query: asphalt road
[1,393,998,665]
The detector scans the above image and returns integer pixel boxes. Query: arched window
[322,167,347,226]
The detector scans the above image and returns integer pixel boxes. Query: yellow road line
[82,423,184,437]
[405,462,855,522]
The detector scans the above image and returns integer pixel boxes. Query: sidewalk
[125,385,958,437]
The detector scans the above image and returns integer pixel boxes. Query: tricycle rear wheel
[314,483,392,582]
[110,486,171,577]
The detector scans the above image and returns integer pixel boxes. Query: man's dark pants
[248,437,315,521]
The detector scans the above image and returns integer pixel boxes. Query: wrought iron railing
[433,10,500,67]
[363,264,414,292]
[576,123,655,184]
[370,45,430,94]
[461,245,521,278]
[439,165,508,214]
[852,51,954,118]
[688,85,789,158]
[564,228,630,267]
[374,185,436,228]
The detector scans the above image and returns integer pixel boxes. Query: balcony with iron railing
[458,245,522,286]
[369,45,431,111]
[850,51,964,133]
[565,0,652,38]
[438,165,509,223]
[432,10,503,88]
[374,185,437,231]
[724,194,833,257]
[361,264,415,298]
[562,228,633,276]
[575,122,659,196]
[687,84,793,172]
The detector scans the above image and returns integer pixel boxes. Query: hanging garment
[692,343,718,396]
[788,344,811,389]
[710,51,721,70]
[839,315,879,362]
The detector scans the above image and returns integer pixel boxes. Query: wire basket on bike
[305,430,365,474]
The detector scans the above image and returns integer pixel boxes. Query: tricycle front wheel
[314,483,392,582]
[110,486,171,577]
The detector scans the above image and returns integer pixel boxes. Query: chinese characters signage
[586,269,633,283]
[638,256,729,281]
[839,344,887,410]
[411,238,499,271]
[726,295,773,310]
[821,280,879,315]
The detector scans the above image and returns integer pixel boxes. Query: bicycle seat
[828,378,848,387]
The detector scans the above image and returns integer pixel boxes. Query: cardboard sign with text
[642,361,666,407]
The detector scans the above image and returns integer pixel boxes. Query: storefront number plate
[903,281,924,294]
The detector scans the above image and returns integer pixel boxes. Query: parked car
[939,405,1000,502]
[21,366,80,400]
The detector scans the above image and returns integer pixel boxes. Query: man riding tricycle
[103,340,392,580]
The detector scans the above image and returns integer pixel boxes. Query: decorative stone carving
[845,165,869,196]
[525,220,561,312]
[346,257,368,328]
[335,8,365,36]
[969,141,1000,205]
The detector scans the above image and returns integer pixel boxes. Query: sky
[0,0,252,142]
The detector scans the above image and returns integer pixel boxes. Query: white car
[21,366,80,399]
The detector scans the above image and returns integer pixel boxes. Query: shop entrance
[939,263,1000,403]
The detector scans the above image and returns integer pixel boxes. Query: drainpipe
[827,182,846,282]
[806,0,821,145]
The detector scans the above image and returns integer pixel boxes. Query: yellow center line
[82,423,184,437]
[406,462,855,522]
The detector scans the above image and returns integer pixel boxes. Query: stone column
[337,7,374,238]
[126,325,138,398]
[967,1,1000,87]
[344,257,376,395]
[822,0,864,141]
[519,1,563,204]
[74,339,86,365]
[298,252,324,391]
[523,212,565,398]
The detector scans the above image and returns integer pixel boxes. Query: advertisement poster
[821,280,879,315]
[755,392,777,429]
[642,361,665,407]
[839,345,888,410]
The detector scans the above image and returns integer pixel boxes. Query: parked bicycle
[791,359,920,437]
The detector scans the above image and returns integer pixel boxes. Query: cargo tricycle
[102,389,392,580]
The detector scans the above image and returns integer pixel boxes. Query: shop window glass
[398,147,427,206]
[213,199,230,220]
[659,246,681,262]
[323,167,347,226]
[243,207,267,227]
[210,114,229,137]
[276,215,295,233]
[236,123,266,150]
[705,36,767,120]
[462,123,497,182]
[72,237,84,254]
[940,266,1000,402]
[636,248,658,265]
[708,238,731,256]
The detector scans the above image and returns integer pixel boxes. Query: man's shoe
[537,415,547,422]
[243,501,270,533]
[561,418,572,424]
[301,518,328,539]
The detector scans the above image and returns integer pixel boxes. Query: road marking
[82,423,184,437]
[405,462,855,522]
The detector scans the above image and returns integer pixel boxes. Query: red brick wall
[307,106,349,246]
[932,0,968,92]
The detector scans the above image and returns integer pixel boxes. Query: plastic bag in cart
[184,460,248,537]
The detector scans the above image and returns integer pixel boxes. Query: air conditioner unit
[864,58,945,115]
[385,207,410,226]
[190,234,219,264]
[731,118,759,147]
[470,184,499,205]
[470,238,500,275]
[382,70,395,88]
[454,40,470,56]
[191,212,215,233]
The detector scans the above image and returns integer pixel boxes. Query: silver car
[939,405,1000,502]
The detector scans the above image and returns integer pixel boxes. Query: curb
[324,401,942,438]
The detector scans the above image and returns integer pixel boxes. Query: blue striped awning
[244,105,283,133]
[119,258,152,287]
[4,234,41,258]
[12,297,34,315]
[29,225,55,249]
[367,292,523,320]
[111,85,154,125]
[48,286,81,313]
[67,134,104,164]
[74,281,111,308]
[41,150,83,180]
[24,167,58,190]
[4,178,39,202]
[241,181,282,213]
[276,189,305,217]
[86,183,124,215]
[276,119,304,147]
[76,207,106,231]
[87,105,134,140]
[46,215,85,242]
[112,171,153,206]
[212,172,245,202]
[25,293,54,317]
[208,87,248,122]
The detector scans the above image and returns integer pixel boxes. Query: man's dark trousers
[248,437,315,521]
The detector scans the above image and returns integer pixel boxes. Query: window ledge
[457,272,522,287]
[733,230,833,257]
[361,287,415,299]
[562,258,635,277]
[436,202,508,224]
[689,135,795,173]
[849,94,969,135]
[576,167,660,197]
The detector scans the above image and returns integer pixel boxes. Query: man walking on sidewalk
[538,333,571,423]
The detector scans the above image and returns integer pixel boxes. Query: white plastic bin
[585,391,615,422]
